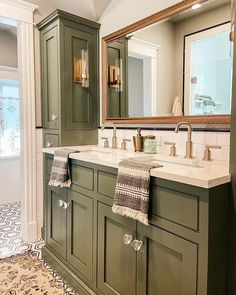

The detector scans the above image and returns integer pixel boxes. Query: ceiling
[24,0,122,22]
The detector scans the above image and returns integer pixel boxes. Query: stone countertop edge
[42,146,231,189]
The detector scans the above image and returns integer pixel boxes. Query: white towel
[171,95,182,116]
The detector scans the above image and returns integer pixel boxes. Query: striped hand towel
[112,159,161,225]
[48,149,77,188]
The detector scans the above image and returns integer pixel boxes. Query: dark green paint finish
[137,223,197,295]
[41,24,60,130]
[107,39,128,118]
[46,186,67,259]
[44,133,59,148]
[43,156,230,295]
[71,164,94,191]
[97,202,136,295]
[97,170,117,198]
[38,10,100,147]
[67,190,94,282]
[151,185,199,231]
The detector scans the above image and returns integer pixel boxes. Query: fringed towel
[112,159,162,225]
[48,149,77,188]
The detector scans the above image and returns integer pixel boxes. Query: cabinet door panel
[97,202,136,295]
[46,186,66,259]
[64,27,98,129]
[107,40,128,118]
[42,26,59,129]
[137,224,197,295]
[67,191,93,282]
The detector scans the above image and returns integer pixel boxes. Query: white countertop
[42,145,231,189]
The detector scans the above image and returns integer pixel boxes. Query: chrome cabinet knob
[62,202,71,210]
[57,200,64,208]
[131,239,144,252]
[51,114,58,121]
[123,234,134,245]
[46,142,53,148]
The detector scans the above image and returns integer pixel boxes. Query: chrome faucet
[174,122,193,159]
[101,123,117,149]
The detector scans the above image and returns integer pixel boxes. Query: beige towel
[171,95,182,116]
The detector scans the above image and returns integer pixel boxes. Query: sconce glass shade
[108,58,123,92]
[74,49,89,88]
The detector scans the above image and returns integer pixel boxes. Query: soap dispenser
[133,128,144,152]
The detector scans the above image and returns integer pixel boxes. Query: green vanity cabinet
[43,155,229,295]
[97,202,136,295]
[37,10,100,147]
[66,190,94,282]
[136,223,197,295]
[46,186,67,259]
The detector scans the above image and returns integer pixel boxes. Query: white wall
[174,3,231,98]
[0,28,17,68]
[0,158,22,204]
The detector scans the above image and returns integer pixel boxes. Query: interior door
[97,202,136,295]
[137,223,198,295]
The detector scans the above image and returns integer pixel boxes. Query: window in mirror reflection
[184,23,232,116]
[106,0,232,119]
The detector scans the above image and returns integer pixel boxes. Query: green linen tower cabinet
[37,10,100,147]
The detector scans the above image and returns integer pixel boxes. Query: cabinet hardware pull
[131,239,144,252]
[51,114,58,121]
[57,200,64,208]
[46,142,53,148]
[123,234,134,245]
[62,202,71,210]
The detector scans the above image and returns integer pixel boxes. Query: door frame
[0,0,38,242]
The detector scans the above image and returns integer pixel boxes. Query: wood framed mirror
[102,0,233,125]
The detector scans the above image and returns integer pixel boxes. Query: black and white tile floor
[0,201,77,294]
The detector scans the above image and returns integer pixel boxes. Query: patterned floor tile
[0,201,78,294]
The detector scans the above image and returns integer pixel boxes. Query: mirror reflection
[106,0,232,118]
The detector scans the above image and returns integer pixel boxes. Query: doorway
[0,17,26,258]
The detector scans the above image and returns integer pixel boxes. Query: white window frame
[0,0,38,242]
[184,23,231,115]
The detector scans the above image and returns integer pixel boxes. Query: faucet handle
[121,139,131,150]
[203,145,221,161]
[164,142,176,157]
[101,137,109,148]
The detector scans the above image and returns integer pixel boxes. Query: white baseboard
[23,221,38,243]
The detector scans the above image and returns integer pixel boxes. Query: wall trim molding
[0,0,38,242]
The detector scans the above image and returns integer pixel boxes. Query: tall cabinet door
[64,26,98,130]
[46,186,67,259]
[137,223,198,295]
[41,25,59,130]
[107,40,128,118]
[97,202,136,295]
[66,191,94,282]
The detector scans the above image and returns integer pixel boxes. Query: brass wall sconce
[108,58,123,92]
[74,49,89,88]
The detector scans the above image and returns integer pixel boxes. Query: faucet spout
[174,122,193,159]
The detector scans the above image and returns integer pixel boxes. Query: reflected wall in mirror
[105,0,233,121]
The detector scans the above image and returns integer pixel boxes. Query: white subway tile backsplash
[98,129,230,162]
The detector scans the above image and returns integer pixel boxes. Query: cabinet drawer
[71,164,94,191]
[44,134,59,148]
[97,170,117,199]
[151,185,199,231]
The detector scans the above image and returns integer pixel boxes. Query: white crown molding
[0,0,38,23]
